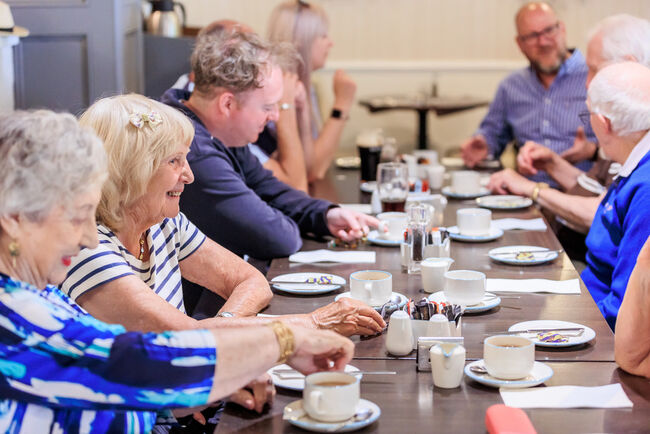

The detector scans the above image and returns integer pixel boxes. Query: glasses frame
[518,22,560,45]
[578,110,592,128]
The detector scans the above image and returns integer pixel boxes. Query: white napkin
[289,249,376,264]
[492,218,547,231]
[500,384,633,409]
[486,278,581,294]
[339,203,372,214]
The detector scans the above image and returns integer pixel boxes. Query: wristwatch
[280,102,293,111]
[330,108,349,120]
[216,312,235,318]
[531,182,549,202]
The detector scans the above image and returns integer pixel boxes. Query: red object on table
[485,404,536,434]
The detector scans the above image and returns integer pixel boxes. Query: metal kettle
[146,0,186,37]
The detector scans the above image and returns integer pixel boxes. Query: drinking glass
[377,162,409,212]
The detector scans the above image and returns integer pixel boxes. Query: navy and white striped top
[61,212,206,313]
[476,49,596,184]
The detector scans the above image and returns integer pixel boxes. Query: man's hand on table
[228,373,276,414]
[326,208,379,241]
[488,168,536,197]
[460,135,489,168]
[310,297,386,336]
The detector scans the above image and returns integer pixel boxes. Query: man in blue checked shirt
[461,1,596,184]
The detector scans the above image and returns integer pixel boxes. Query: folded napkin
[289,249,376,264]
[486,278,581,294]
[339,203,372,214]
[492,218,547,231]
[500,384,633,409]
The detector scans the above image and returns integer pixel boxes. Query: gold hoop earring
[8,240,19,268]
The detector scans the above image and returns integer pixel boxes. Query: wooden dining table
[215,168,650,433]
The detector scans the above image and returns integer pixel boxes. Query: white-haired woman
[267,0,356,181]
[0,110,354,432]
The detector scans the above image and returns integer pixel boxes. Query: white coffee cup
[451,170,481,194]
[426,165,445,190]
[376,212,407,240]
[456,208,491,236]
[303,372,360,422]
[444,270,486,306]
[483,335,535,380]
[350,270,392,306]
[430,342,466,389]
[421,257,454,293]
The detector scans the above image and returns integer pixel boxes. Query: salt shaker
[385,311,413,356]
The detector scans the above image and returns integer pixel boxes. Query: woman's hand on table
[326,208,379,241]
[228,373,276,413]
[310,297,386,336]
[287,326,355,374]
[488,168,536,197]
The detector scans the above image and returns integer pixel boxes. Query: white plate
[440,157,465,168]
[271,273,345,295]
[508,320,596,348]
[335,291,408,310]
[284,398,380,433]
[447,226,504,243]
[427,291,501,313]
[360,181,376,193]
[465,360,553,389]
[336,156,361,169]
[488,245,558,265]
[366,230,402,247]
[270,364,362,391]
[442,186,490,199]
[476,195,533,210]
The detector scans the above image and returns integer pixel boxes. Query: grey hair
[588,62,650,136]
[0,110,107,222]
[588,14,650,68]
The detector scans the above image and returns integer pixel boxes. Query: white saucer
[335,291,408,310]
[336,156,361,169]
[447,226,504,242]
[442,186,490,199]
[465,360,553,389]
[488,245,558,265]
[366,230,402,247]
[269,364,361,391]
[476,195,533,210]
[284,398,381,433]
[508,320,596,348]
[271,273,345,295]
[427,291,501,313]
[360,181,376,193]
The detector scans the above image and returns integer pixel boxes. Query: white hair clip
[129,111,163,129]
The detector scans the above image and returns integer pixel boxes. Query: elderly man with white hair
[580,61,650,330]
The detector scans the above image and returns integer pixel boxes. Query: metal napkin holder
[416,336,465,371]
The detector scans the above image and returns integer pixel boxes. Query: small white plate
[271,273,345,295]
[427,291,501,313]
[440,157,465,168]
[508,320,596,348]
[366,230,402,247]
[488,245,558,266]
[465,360,553,389]
[447,226,504,243]
[336,156,361,169]
[442,186,490,199]
[270,364,362,391]
[335,291,408,310]
[283,398,381,433]
[476,195,533,210]
[360,181,376,193]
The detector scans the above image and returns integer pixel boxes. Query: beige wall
[177,0,650,156]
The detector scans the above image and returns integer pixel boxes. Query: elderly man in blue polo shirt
[580,62,650,330]
[461,1,596,183]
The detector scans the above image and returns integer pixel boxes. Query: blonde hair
[79,94,194,232]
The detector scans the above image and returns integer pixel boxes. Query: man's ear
[596,113,613,134]
[218,91,237,116]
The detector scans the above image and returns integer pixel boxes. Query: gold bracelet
[531,182,549,202]
[269,321,295,364]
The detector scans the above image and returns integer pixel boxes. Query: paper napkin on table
[500,384,633,409]
[289,249,376,264]
[492,218,547,231]
[340,203,373,214]
[486,278,581,294]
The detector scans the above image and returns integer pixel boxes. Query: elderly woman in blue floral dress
[0,110,353,432]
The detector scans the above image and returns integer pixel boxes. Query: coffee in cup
[456,208,491,236]
[303,372,360,422]
[350,270,392,306]
[483,335,535,380]
[444,270,485,306]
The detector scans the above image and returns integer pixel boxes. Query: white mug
[349,270,392,306]
[421,257,454,293]
[386,310,414,356]
[376,212,407,240]
[303,372,360,422]
[426,165,445,190]
[444,270,486,306]
[483,335,535,380]
[451,170,481,194]
[430,342,466,388]
[456,208,491,236]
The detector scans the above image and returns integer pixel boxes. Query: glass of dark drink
[377,162,408,212]
[357,143,382,181]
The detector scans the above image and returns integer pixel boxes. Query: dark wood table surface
[216,168,649,433]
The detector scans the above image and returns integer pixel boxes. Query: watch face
[218,312,234,318]
[331,108,343,119]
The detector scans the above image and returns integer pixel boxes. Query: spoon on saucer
[469,364,488,375]
[326,408,374,432]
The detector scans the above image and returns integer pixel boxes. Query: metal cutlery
[486,327,584,336]
[269,279,341,286]
[489,249,564,258]
[273,369,396,379]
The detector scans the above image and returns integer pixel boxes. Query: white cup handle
[309,390,323,414]
[364,282,373,301]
